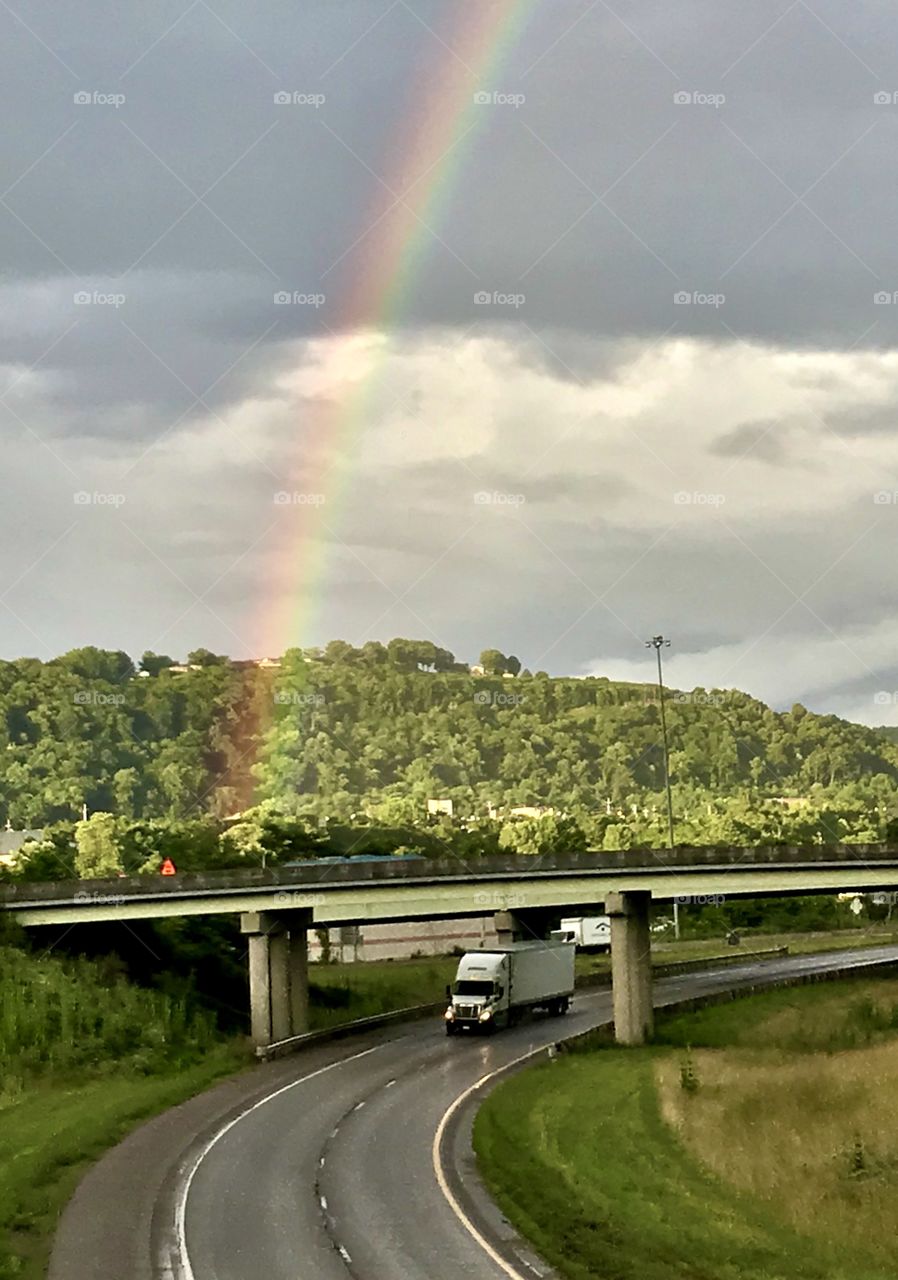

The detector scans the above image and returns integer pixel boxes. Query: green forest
[2,638,898,879]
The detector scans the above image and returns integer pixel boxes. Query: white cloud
[6,326,898,714]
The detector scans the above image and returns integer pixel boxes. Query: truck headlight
[478,1009,492,1022]
[445,1007,455,1020]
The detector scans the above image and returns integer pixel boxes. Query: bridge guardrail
[574,945,789,987]
[652,944,789,978]
[256,1000,445,1060]
[4,843,898,907]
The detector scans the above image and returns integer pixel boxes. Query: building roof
[0,829,43,855]
[0,828,44,864]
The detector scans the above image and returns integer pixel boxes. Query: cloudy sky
[4,0,898,723]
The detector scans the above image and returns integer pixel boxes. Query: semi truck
[444,940,575,1035]
[551,915,612,952]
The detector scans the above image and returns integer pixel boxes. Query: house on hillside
[0,827,44,867]
[427,798,454,818]
[487,804,558,820]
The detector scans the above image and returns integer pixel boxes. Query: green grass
[652,982,898,1269]
[309,956,457,1028]
[654,976,898,1053]
[654,926,898,963]
[475,1052,852,1280]
[0,943,244,1279]
[474,978,898,1280]
[0,945,218,1089]
[0,1045,245,1280]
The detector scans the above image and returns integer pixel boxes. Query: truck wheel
[559,997,570,1014]
[446,1023,457,1036]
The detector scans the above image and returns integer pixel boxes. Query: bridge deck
[4,844,898,926]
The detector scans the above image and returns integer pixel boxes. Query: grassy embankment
[0,947,477,1280]
[6,924,898,1279]
[309,956,456,1027]
[475,975,898,1280]
[655,926,898,962]
[0,945,244,1280]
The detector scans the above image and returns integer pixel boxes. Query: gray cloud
[824,404,898,438]
[4,1,898,346]
[708,420,799,465]
[5,2,898,721]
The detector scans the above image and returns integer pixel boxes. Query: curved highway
[167,946,898,1280]
[48,945,898,1280]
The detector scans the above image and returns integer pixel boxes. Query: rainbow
[267,0,540,652]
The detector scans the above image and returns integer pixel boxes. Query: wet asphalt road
[170,945,898,1280]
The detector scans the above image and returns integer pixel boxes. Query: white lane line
[432,1045,551,1280]
[338,1245,353,1264]
[174,1044,385,1280]
[385,1078,396,1088]
[320,1195,328,1211]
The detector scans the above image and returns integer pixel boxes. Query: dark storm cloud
[5,0,898,352]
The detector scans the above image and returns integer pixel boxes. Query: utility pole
[646,635,678,939]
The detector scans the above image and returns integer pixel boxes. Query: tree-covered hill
[256,647,898,830]
[0,647,263,825]
[2,640,898,836]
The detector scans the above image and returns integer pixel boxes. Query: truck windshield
[454,980,493,996]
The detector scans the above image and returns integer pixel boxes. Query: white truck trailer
[551,916,612,952]
[444,940,575,1035]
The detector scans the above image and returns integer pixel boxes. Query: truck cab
[445,952,508,1033]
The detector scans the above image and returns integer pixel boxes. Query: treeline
[0,641,529,825]
[0,647,263,825]
[255,648,898,824]
[2,641,898,842]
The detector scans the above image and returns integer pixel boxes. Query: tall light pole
[646,635,678,938]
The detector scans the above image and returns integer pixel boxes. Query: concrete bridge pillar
[493,910,518,945]
[493,907,556,946]
[606,890,653,1045]
[241,909,312,1048]
[288,917,310,1036]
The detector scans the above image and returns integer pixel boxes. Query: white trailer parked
[444,941,575,1035]
[551,915,612,952]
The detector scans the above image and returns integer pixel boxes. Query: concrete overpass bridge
[4,842,898,1047]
